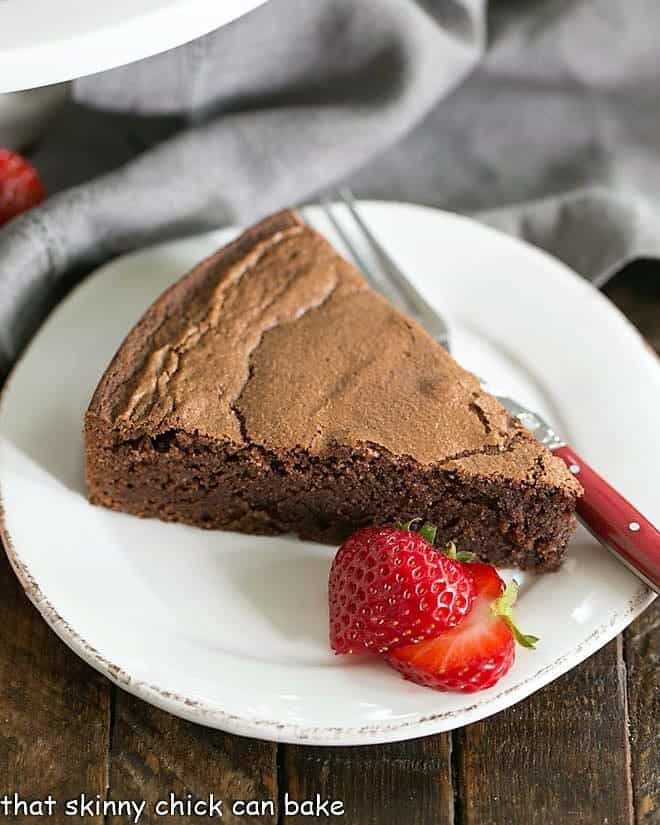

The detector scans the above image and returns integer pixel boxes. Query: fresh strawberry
[386,563,538,692]
[329,526,476,654]
[0,149,46,227]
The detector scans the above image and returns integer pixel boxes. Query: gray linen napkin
[1,0,658,376]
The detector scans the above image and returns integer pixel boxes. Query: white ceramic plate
[0,0,268,93]
[0,202,657,745]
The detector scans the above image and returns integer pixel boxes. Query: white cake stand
[0,0,269,93]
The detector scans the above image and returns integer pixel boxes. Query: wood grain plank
[604,259,660,825]
[281,735,454,825]
[455,638,633,825]
[602,260,660,355]
[625,602,659,825]
[0,548,110,820]
[106,690,278,824]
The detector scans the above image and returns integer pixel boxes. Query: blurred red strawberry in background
[0,148,46,227]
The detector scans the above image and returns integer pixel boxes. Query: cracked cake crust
[85,209,581,571]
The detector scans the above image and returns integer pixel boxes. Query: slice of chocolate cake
[85,209,581,571]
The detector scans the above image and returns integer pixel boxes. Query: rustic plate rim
[0,200,656,745]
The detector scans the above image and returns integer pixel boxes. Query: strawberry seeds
[328,522,537,693]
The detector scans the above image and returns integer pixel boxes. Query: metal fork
[311,188,660,592]
[320,189,451,351]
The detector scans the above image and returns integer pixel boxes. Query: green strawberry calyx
[442,539,478,563]
[491,580,539,649]
[395,520,539,648]
[397,517,430,539]
[397,520,478,561]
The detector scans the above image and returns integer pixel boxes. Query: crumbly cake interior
[85,210,580,571]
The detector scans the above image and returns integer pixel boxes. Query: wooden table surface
[0,262,657,825]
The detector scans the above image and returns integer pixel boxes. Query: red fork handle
[554,445,660,593]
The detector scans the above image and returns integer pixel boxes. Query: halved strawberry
[386,563,537,692]
[329,526,476,654]
[0,149,46,227]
